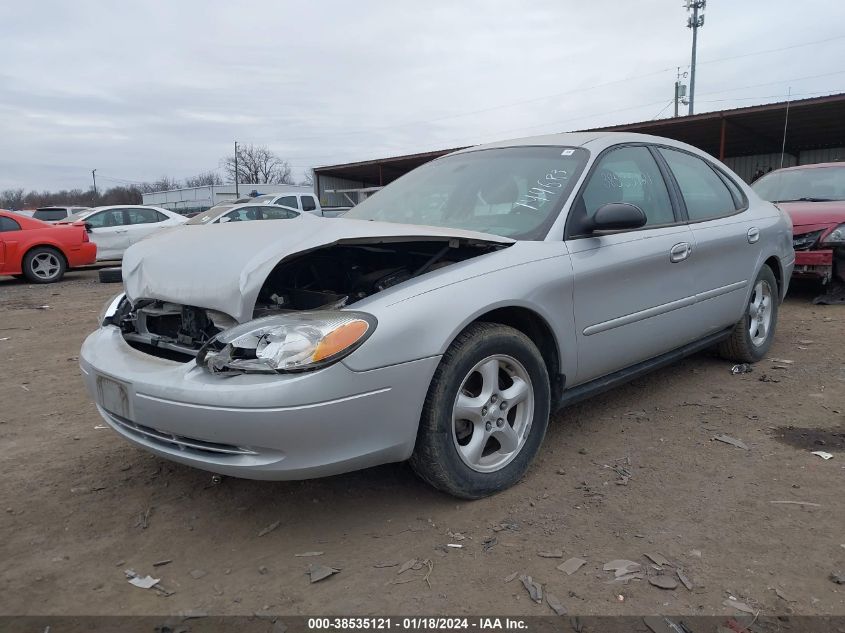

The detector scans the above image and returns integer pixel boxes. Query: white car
[64,205,187,260]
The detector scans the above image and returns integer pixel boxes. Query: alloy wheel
[451,354,534,473]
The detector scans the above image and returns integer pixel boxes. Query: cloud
[1,0,844,190]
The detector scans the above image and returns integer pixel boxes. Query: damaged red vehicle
[752,162,845,285]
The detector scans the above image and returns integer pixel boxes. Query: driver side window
[573,146,675,233]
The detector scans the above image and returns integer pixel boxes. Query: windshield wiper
[776,197,835,203]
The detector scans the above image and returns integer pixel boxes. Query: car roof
[456,131,710,157]
[769,161,845,173]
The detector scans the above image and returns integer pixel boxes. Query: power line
[264,34,845,144]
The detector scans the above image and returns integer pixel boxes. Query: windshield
[344,146,589,239]
[186,205,235,225]
[752,165,845,202]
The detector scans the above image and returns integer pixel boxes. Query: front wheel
[718,265,779,363]
[410,323,550,499]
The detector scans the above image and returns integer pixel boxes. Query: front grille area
[105,411,257,457]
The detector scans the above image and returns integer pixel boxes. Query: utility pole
[686,1,706,115]
[91,169,98,196]
[674,67,688,117]
[234,141,239,197]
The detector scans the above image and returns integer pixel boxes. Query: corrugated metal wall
[723,153,797,183]
[799,147,845,165]
[317,175,368,207]
[724,148,845,182]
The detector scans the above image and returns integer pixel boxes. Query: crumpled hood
[122,215,512,323]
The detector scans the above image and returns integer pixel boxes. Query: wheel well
[764,256,782,298]
[23,244,67,269]
[471,307,563,402]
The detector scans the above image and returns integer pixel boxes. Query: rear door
[85,209,131,259]
[656,147,759,332]
[125,208,170,245]
[274,195,299,211]
[299,194,319,215]
[566,144,699,384]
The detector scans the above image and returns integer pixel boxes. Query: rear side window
[0,216,21,231]
[127,208,162,224]
[261,206,299,220]
[659,148,737,221]
[275,195,298,209]
[33,209,67,221]
[300,195,317,212]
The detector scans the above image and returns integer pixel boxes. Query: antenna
[780,87,792,169]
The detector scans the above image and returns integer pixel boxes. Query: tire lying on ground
[98,267,123,284]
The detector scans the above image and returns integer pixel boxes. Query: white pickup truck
[249,192,350,218]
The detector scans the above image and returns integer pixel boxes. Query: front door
[566,145,699,384]
[86,209,131,259]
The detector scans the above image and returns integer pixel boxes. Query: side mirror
[587,203,647,232]
[219,216,231,223]
[84,222,93,232]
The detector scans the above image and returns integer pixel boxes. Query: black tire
[409,323,551,499]
[718,265,779,363]
[22,246,66,284]
[98,267,123,284]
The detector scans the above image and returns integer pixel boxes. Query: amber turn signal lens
[312,320,370,362]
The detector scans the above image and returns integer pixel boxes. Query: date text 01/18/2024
[306,618,529,630]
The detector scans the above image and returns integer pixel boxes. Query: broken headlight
[196,311,376,374]
[822,223,845,245]
[99,293,126,326]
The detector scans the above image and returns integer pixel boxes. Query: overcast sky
[1,1,844,191]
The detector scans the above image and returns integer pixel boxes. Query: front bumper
[793,249,834,282]
[80,327,440,480]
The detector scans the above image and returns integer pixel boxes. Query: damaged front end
[111,237,506,366]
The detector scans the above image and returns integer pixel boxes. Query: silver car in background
[81,132,794,498]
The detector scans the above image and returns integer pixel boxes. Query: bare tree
[0,188,25,210]
[299,169,314,187]
[184,171,223,188]
[221,144,293,185]
[138,176,181,193]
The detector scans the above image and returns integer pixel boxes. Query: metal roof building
[314,92,845,205]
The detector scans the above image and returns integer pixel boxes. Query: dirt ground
[1,269,843,617]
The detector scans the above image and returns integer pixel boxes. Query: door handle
[747,227,760,244]
[669,242,692,263]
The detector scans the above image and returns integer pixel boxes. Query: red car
[752,162,845,285]
[0,210,97,283]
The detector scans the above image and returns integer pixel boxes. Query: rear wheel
[22,247,66,283]
[410,323,550,499]
[718,265,779,363]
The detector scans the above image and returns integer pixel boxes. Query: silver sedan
[81,132,794,498]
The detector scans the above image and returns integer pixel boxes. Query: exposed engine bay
[116,239,504,360]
